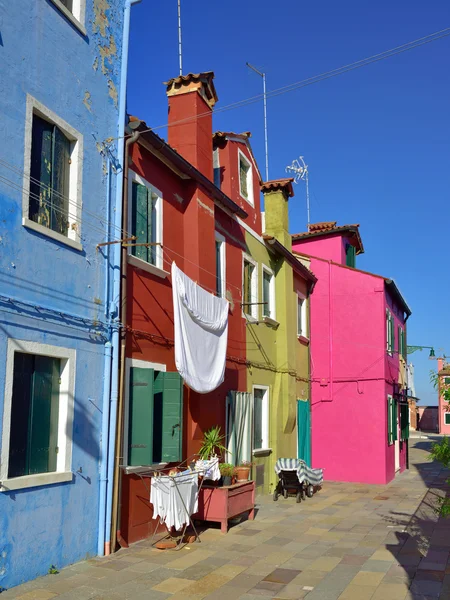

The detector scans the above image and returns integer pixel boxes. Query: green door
[297,399,311,466]
[154,371,183,463]
[129,367,154,466]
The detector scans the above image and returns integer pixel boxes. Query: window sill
[49,0,87,36]
[262,316,279,329]
[243,314,259,324]
[122,463,168,475]
[23,218,83,252]
[298,335,310,346]
[253,448,272,457]
[128,255,168,278]
[0,471,73,492]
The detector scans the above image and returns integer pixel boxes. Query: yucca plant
[199,426,227,460]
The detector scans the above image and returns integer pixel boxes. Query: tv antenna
[286,156,310,229]
[246,63,269,181]
[177,0,183,76]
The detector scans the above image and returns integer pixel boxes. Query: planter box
[193,480,255,533]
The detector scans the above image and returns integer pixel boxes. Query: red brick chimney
[164,72,218,181]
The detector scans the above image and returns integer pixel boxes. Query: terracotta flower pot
[235,466,250,482]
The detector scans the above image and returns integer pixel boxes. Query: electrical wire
[113,27,450,141]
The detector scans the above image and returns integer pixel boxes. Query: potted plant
[199,426,227,460]
[219,463,235,486]
[235,460,252,482]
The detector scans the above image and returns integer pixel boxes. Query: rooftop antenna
[286,156,310,229]
[177,0,183,76]
[246,63,269,181]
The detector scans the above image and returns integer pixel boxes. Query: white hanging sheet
[171,262,229,393]
[150,471,199,531]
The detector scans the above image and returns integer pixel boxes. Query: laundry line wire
[110,27,450,143]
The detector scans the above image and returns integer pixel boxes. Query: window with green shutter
[386,310,395,354]
[445,413,450,425]
[387,395,398,445]
[128,368,183,466]
[345,244,356,268]
[400,403,409,440]
[444,378,450,386]
[29,114,71,237]
[131,181,161,267]
[8,352,60,478]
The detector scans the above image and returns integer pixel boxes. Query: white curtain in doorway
[226,391,253,465]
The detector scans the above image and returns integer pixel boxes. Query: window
[398,327,406,359]
[386,310,394,354]
[345,244,356,268]
[1,340,75,491]
[213,148,221,189]
[129,173,163,270]
[215,232,226,298]
[262,267,275,320]
[387,395,398,445]
[49,0,86,35]
[444,413,450,425]
[297,295,308,338]
[23,96,82,251]
[126,363,183,466]
[253,386,269,450]
[400,403,409,440]
[243,255,258,319]
[238,150,253,206]
[444,378,450,386]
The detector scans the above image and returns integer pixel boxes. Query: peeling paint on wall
[99,35,117,75]
[93,57,99,71]
[93,0,110,37]
[107,79,118,108]
[83,91,92,112]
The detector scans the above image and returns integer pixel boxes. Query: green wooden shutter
[387,396,392,444]
[29,356,60,475]
[52,126,70,236]
[392,398,398,442]
[346,245,356,268]
[128,367,154,466]
[29,115,53,228]
[157,372,183,463]
[400,404,409,440]
[131,182,150,263]
[8,353,34,478]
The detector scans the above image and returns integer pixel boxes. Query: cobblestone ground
[3,436,450,600]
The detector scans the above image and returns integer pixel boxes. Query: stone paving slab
[3,439,450,599]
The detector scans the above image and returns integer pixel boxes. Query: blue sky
[127,0,450,405]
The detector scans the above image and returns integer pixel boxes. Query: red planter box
[193,480,255,533]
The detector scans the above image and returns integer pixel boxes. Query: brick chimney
[164,72,218,181]
[261,178,295,249]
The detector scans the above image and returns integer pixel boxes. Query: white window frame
[386,309,394,355]
[0,339,76,492]
[262,265,276,321]
[215,231,226,298]
[123,358,166,469]
[49,0,87,36]
[242,253,258,320]
[253,385,269,452]
[238,149,254,207]
[445,413,450,426]
[127,170,164,276]
[297,293,308,338]
[22,95,83,252]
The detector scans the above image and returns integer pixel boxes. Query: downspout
[111,127,141,551]
[97,156,112,556]
[328,260,333,402]
[104,0,141,557]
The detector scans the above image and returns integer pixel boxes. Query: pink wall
[418,407,439,432]
[293,242,408,484]
[292,234,348,265]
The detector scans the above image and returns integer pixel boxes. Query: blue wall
[0,0,125,589]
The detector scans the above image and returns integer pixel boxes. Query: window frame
[49,0,87,36]
[123,358,167,469]
[127,170,164,275]
[215,231,226,298]
[242,253,258,320]
[297,292,308,339]
[238,149,254,207]
[252,385,269,452]
[22,95,83,252]
[386,309,394,355]
[0,339,75,492]
[261,265,276,321]
[445,413,450,426]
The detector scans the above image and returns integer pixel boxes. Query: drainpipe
[328,260,333,402]
[110,127,141,552]
[103,0,142,557]
[97,155,112,556]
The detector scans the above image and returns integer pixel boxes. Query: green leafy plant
[48,565,59,575]
[219,463,235,477]
[429,436,450,517]
[198,426,227,460]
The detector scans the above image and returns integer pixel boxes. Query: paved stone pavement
[3,437,450,600]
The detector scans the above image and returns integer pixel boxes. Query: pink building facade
[292,222,411,485]
[437,359,450,435]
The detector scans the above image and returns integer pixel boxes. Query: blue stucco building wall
[0,0,126,589]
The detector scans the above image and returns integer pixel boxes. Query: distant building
[437,358,450,435]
